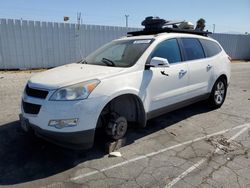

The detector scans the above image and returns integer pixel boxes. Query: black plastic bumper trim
[28,123,95,150]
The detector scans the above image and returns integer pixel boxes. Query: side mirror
[149,57,170,68]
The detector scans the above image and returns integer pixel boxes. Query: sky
[0,0,249,34]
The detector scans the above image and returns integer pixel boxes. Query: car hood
[28,63,124,90]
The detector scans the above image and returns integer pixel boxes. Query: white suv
[20,27,231,149]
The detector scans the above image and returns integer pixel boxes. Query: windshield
[82,39,153,67]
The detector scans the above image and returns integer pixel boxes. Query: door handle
[207,64,212,70]
[179,70,187,76]
[161,71,169,76]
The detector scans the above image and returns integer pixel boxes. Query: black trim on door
[146,93,210,120]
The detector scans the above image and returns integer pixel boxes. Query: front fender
[99,88,141,111]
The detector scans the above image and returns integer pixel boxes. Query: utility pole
[77,12,82,30]
[213,24,216,33]
[125,14,129,28]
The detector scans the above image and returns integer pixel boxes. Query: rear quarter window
[200,39,222,57]
[180,38,205,61]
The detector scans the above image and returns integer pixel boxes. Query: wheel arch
[217,74,228,85]
[209,73,228,92]
[97,92,147,128]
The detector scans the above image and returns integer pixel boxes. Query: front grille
[25,85,48,99]
[22,100,41,115]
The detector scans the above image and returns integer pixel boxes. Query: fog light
[48,118,78,129]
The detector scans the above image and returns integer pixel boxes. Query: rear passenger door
[179,38,213,98]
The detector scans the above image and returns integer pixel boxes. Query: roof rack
[127,27,212,36]
[127,16,212,37]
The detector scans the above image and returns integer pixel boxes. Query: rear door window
[200,39,222,57]
[180,38,205,61]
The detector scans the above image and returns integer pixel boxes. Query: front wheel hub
[106,116,128,140]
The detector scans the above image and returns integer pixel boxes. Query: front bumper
[20,83,108,149]
[20,114,95,150]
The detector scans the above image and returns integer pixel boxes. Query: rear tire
[208,78,227,108]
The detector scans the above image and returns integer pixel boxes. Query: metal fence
[0,19,137,69]
[211,33,250,60]
[0,18,249,69]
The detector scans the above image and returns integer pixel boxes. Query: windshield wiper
[101,58,116,67]
[78,59,88,64]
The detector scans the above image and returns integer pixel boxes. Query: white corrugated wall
[0,19,137,69]
[211,33,250,60]
[0,18,249,69]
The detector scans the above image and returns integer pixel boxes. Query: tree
[195,18,206,31]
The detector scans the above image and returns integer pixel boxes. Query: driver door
[145,39,189,114]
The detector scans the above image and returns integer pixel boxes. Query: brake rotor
[106,115,128,140]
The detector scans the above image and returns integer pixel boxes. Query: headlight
[50,79,100,101]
